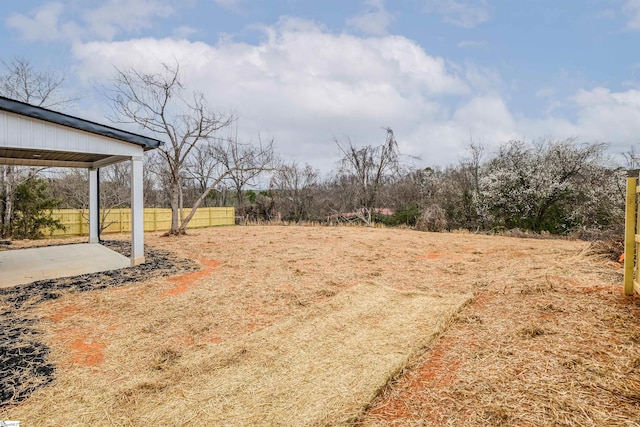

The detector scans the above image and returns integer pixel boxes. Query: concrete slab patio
[0,243,131,288]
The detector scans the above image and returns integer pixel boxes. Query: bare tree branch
[103,61,238,234]
[335,128,402,225]
[103,61,277,234]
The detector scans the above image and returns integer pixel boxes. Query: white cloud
[83,0,174,40]
[624,0,640,30]
[172,25,198,39]
[571,87,640,142]
[535,87,555,98]
[6,2,80,42]
[463,63,502,94]
[515,87,640,157]
[422,0,490,28]
[411,85,640,165]
[347,0,394,36]
[67,18,640,171]
[6,0,176,42]
[400,95,519,165]
[71,19,472,170]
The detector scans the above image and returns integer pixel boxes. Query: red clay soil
[162,259,223,296]
[69,336,106,366]
[48,305,117,368]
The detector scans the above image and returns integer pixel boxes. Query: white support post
[89,168,99,244]
[131,155,145,265]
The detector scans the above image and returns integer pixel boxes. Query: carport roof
[0,95,163,150]
[0,95,156,266]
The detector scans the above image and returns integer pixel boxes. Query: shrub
[11,176,65,239]
[415,205,447,232]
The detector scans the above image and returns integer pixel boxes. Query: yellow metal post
[624,172,637,296]
[635,171,640,296]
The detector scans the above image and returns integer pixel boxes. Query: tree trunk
[221,187,227,207]
[179,185,215,234]
[178,169,235,234]
[169,176,181,235]
[0,167,5,235]
[2,166,14,238]
[236,188,244,209]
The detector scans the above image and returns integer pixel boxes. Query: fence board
[48,207,234,237]
[624,173,639,296]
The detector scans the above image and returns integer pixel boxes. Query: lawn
[1,225,639,426]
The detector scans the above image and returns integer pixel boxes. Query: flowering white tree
[480,139,613,232]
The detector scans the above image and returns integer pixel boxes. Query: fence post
[624,171,638,296]
[635,171,640,297]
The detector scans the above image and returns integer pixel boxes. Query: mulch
[0,240,198,408]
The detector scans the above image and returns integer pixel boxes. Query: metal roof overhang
[0,147,130,168]
[0,95,163,168]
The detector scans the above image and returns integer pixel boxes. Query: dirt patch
[162,259,222,296]
[69,336,106,366]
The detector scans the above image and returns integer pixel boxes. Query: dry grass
[357,233,640,426]
[7,283,468,426]
[0,225,638,426]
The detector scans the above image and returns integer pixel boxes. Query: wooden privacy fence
[48,207,235,237]
[624,171,640,296]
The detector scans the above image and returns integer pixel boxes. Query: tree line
[0,57,630,239]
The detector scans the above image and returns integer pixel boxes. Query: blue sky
[1,0,640,171]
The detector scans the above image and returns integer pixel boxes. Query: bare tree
[623,146,640,170]
[271,161,319,222]
[465,139,485,200]
[0,56,74,109]
[335,128,402,225]
[0,167,16,237]
[215,133,276,207]
[226,141,273,208]
[183,134,276,231]
[105,61,236,235]
[106,62,278,233]
[0,57,74,237]
[49,163,133,234]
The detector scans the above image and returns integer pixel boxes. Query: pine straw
[3,283,467,426]
[358,237,640,426]
[0,241,197,408]
[1,226,638,426]
[586,237,625,262]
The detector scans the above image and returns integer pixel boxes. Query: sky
[1,0,640,173]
